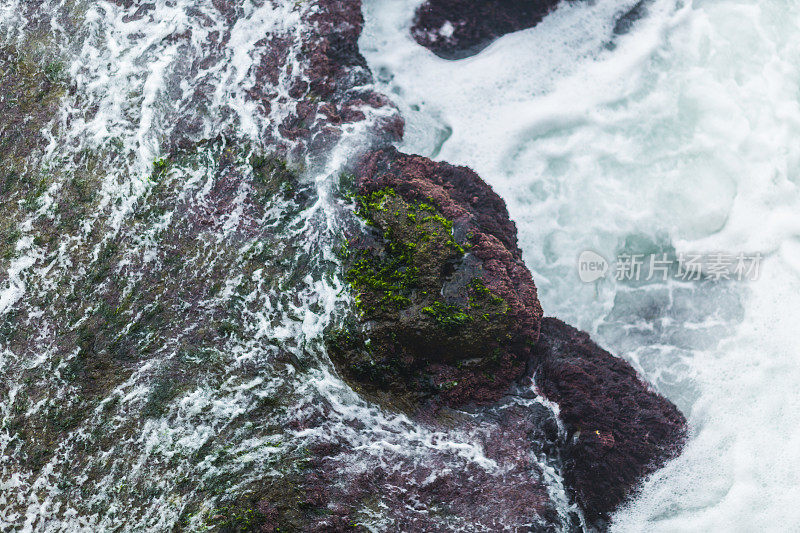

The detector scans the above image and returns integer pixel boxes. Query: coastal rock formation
[534,317,688,520]
[0,0,400,528]
[0,0,686,529]
[330,147,688,524]
[411,0,562,59]
[328,147,543,407]
[284,0,405,155]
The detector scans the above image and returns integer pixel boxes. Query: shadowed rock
[411,0,563,60]
[533,317,688,520]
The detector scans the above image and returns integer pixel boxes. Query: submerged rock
[411,0,563,59]
[613,0,651,36]
[272,398,569,531]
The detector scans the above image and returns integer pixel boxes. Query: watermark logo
[577,250,609,283]
[578,251,762,283]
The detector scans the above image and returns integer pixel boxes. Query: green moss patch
[421,301,472,331]
[345,188,466,315]
[327,186,517,405]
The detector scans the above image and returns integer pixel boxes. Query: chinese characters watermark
[578,250,762,283]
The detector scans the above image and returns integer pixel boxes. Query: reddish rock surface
[337,147,543,407]
[2,0,686,530]
[411,0,563,59]
[288,0,405,154]
[277,412,563,531]
[356,147,542,344]
[533,317,688,520]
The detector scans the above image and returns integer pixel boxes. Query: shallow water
[360,0,800,529]
[0,1,576,530]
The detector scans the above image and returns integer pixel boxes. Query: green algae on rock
[344,188,467,313]
[0,45,67,267]
[327,148,544,408]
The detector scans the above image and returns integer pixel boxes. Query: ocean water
[360,0,800,530]
[2,0,799,530]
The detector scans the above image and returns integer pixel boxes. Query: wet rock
[328,147,543,408]
[289,0,405,159]
[111,0,404,160]
[0,0,687,528]
[613,0,651,36]
[261,390,570,532]
[411,0,563,60]
[533,317,687,520]
[0,46,65,268]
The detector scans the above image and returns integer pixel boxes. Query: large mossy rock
[327,148,688,525]
[328,147,543,407]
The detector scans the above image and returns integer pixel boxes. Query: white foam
[614,255,800,531]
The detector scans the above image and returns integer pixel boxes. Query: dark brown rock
[411,0,563,60]
[356,147,543,355]
[327,147,543,408]
[533,317,687,520]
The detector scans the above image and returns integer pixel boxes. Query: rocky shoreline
[0,0,685,530]
[321,0,687,527]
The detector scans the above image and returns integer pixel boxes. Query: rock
[1,0,687,528]
[533,317,688,521]
[288,0,405,158]
[613,0,651,36]
[329,147,687,525]
[276,408,566,531]
[328,147,543,408]
[0,46,66,269]
[411,0,563,60]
